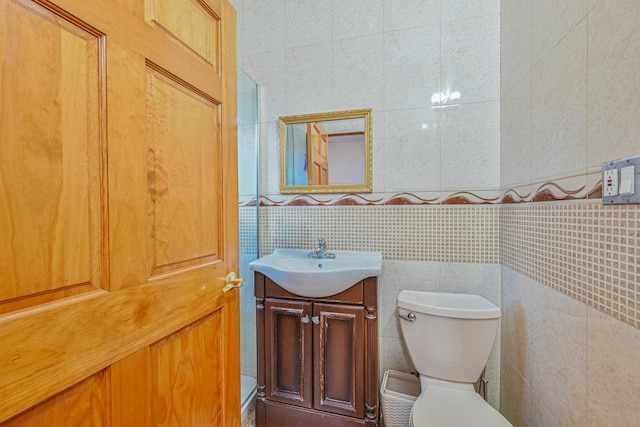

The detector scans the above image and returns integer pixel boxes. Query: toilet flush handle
[397,311,416,322]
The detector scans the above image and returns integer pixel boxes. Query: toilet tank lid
[397,291,500,319]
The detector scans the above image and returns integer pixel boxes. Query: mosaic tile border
[239,207,258,255]
[500,202,640,329]
[256,205,499,264]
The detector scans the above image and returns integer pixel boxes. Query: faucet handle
[318,238,326,249]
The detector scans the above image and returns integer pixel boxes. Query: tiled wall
[500,204,640,426]
[502,202,640,328]
[501,266,640,427]
[258,205,499,263]
[231,0,504,410]
[500,0,640,425]
[233,1,640,424]
[232,0,501,201]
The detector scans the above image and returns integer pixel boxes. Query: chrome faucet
[309,238,336,259]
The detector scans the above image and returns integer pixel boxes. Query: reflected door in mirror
[308,122,329,185]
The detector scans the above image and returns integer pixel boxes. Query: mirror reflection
[279,109,372,194]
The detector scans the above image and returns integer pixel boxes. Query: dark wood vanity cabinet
[255,273,379,427]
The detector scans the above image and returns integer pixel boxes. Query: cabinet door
[313,303,365,418]
[265,298,313,408]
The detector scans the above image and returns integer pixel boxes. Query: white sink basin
[249,248,382,298]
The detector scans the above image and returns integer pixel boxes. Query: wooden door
[0,0,239,425]
[307,122,329,185]
[313,303,365,419]
[264,299,313,408]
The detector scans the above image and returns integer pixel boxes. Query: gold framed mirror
[279,108,372,194]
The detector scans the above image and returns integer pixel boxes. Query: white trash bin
[380,370,421,427]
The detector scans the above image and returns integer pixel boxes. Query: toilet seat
[410,382,511,427]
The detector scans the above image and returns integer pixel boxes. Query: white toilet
[396,290,512,427]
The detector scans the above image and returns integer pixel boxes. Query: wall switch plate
[602,155,640,205]
[619,165,635,195]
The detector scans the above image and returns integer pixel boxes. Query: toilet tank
[397,291,500,384]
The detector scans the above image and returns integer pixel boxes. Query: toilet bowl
[397,290,512,427]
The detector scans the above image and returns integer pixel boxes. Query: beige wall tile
[438,263,501,306]
[382,335,413,375]
[587,307,640,426]
[285,0,332,49]
[441,0,499,22]
[531,397,562,427]
[531,0,588,65]
[587,0,640,168]
[441,14,501,104]
[501,356,533,427]
[243,0,286,56]
[379,260,440,338]
[383,26,440,111]
[332,35,384,112]
[501,0,531,14]
[332,0,383,40]
[285,42,333,115]
[500,75,532,189]
[383,108,441,192]
[529,282,587,426]
[500,7,531,96]
[440,102,500,190]
[243,51,286,124]
[501,267,533,378]
[531,21,587,182]
[258,122,280,195]
[383,0,440,31]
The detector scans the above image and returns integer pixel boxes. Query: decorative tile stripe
[500,202,640,329]
[258,205,499,264]
[255,180,601,206]
[502,180,601,203]
[239,196,258,207]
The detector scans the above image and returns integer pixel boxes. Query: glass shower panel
[237,66,259,414]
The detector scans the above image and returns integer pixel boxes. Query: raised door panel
[264,299,313,408]
[146,0,220,70]
[151,311,225,426]
[146,64,221,277]
[0,0,103,312]
[110,309,227,426]
[2,373,106,426]
[313,303,365,419]
[110,347,152,426]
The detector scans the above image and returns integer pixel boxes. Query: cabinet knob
[301,315,310,324]
[311,316,320,325]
